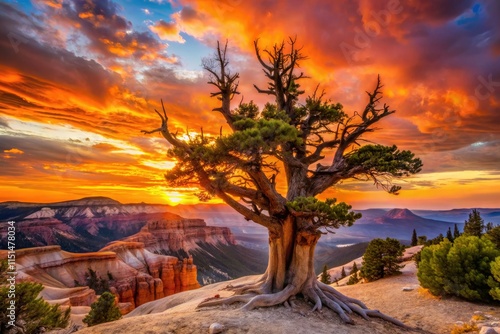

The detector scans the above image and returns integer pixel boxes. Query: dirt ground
[76,262,500,334]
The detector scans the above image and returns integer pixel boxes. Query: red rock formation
[122,217,236,252]
[1,243,200,313]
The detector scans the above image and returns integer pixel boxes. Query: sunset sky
[0,0,499,209]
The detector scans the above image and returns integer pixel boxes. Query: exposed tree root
[197,279,411,329]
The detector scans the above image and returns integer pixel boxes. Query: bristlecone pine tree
[143,39,422,326]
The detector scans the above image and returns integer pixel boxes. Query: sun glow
[164,191,185,206]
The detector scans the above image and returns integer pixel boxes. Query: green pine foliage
[287,197,361,231]
[350,262,358,275]
[340,266,347,278]
[360,238,405,282]
[425,233,444,246]
[417,235,500,302]
[463,209,485,237]
[319,264,331,284]
[489,257,500,301]
[0,259,70,333]
[347,273,360,285]
[453,224,461,239]
[417,235,427,245]
[0,282,70,333]
[82,292,121,327]
[344,145,422,194]
[77,268,110,295]
[486,225,500,249]
[446,227,454,242]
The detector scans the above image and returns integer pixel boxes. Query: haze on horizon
[0,0,499,210]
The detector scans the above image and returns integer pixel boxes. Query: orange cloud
[150,20,185,43]
[4,148,23,154]
[0,1,499,209]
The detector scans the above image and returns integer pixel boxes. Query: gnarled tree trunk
[198,216,408,327]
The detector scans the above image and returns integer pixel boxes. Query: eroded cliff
[1,243,199,314]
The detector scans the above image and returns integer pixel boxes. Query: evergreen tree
[417,236,499,302]
[142,38,421,325]
[82,268,110,295]
[411,229,418,247]
[360,238,405,282]
[446,227,454,242]
[417,235,427,245]
[347,273,360,285]
[486,225,500,249]
[320,265,331,284]
[1,260,70,334]
[489,257,500,300]
[486,222,494,232]
[350,262,358,275]
[340,266,347,278]
[83,292,121,327]
[426,233,444,246]
[453,224,461,239]
[463,209,485,237]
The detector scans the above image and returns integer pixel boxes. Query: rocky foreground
[76,259,500,334]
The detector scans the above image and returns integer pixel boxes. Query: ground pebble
[209,322,225,334]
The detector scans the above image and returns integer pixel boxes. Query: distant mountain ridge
[0,197,267,285]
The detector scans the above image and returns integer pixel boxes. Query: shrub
[450,323,478,334]
[360,238,405,282]
[417,235,500,301]
[0,260,70,333]
[0,282,70,333]
[346,273,360,285]
[486,225,500,249]
[74,268,111,295]
[82,292,121,327]
[489,256,500,300]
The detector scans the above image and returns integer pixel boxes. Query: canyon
[0,242,199,315]
[0,197,266,285]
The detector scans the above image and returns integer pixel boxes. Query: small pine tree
[446,227,454,242]
[83,292,121,327]
[340,266,347,278]
[0,283,70,333]
[489,257,500,300]
[486,222,494,232]
[83,268,110,295]
[411,229,418,247]
[347,273,360,285]
[0,260,70,333]
[463,209,485,237]
[426,233,444,246]
[417,235,427,245]
[350,262,358,275]
[360,238,405,282]
[453,224,461,239]
[486,226,500,249]
[320,265,331,284]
